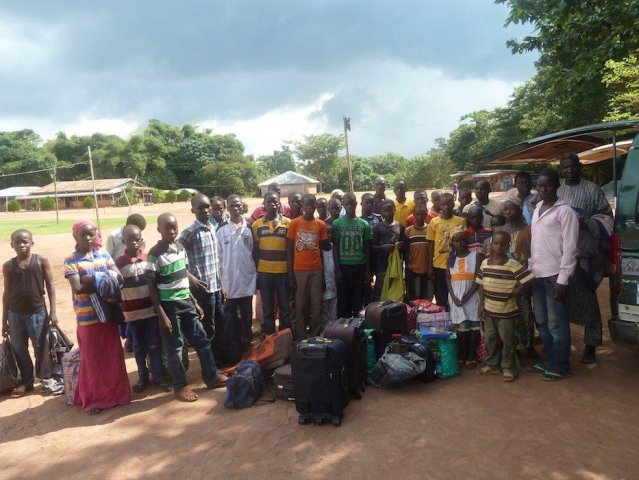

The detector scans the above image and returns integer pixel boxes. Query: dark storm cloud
[0,1,535,153]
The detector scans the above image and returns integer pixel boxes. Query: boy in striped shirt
[476,230,534,382]
[115,225,170,393]
[146,213,227,402]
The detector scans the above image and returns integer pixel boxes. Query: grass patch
[0,217,152,241]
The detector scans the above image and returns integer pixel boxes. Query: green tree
[603,55,639,121]
[40,197,56,211]
[82,197,95,209]
[406,147,455,189]
[497,0,639,127]
[257,146,296,175]
[366,152,410,186]
[294,134,344,188]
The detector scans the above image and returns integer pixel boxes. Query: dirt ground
[1,194,639,480]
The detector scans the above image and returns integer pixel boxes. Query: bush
[82,197,95,209]
[152,189,166,204]
[177,189,191,202]
[116,194,129,207]
[40,197,56,211]
[7,200,20,213]
[165,191,177,203]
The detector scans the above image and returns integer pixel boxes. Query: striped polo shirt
[405,224,430,274]
[476,258,534,317]
[115,252,156,321]
[145,241,190,302]
[252,215,290,274]
[64,249,116,326]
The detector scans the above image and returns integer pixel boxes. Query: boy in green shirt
[333,193,371,318]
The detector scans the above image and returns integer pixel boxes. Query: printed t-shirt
[405,224,431,274]
[217,219,256,299]
[252,215,290,274]
[426,215,466,269]
[464,227,492,254]
[287,217,327,271]
[332,216,371,266]
[476,258,534,317]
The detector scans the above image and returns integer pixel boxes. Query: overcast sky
[0,1,536,158]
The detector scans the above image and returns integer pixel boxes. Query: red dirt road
[1,200,639,480]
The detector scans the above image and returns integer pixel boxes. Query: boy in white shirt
[321,224,337,323]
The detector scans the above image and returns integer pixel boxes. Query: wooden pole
[87,146,101,231]
[53,159,59,223]
[344,116,354,192]
[612,131,617,210]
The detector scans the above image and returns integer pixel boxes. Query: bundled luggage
[364,301,408,358]
[291,337,349,426]
[224,360,264,409]
[62,348,81,405]
[272,363,295,401]
[0,339,21,394]
[368,345,426,389]
[324,318,367,399]
[240,328,292,372]
[389,336,436,383]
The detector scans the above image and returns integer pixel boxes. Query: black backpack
[223,361,264,409]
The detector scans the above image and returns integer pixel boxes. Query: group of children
[2,179,546,411]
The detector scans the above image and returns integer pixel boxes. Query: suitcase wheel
[331,416,341,427]
[298,416,308,425]
[314,416,323,426]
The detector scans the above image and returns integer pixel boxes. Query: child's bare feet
[176,387,198,402]
[465,360,477,370]
[11,385,32,398]
[87,408,101,415]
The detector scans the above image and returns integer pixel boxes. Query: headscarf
[72,219,103,249]
[504,195,523,210]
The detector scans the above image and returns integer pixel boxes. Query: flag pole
[343,115,354,192]
[87,146,101,232]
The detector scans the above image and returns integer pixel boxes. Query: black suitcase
[291,337,349,426]
[390,336,437,383]
[364,301,408,358]
[272,363,295,401]
[324,317,367,399]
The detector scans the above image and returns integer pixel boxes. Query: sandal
[155,382,173,392]
[465,361,477,370]
[87,408,101,415]
[502,371,515,382]
[206,374,228,390]
[175,388,199,402]
[133,379,150,393]
[479,365,500,375]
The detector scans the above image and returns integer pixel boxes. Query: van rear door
[610,133,639,349]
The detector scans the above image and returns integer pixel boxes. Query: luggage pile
[223,299,460,427]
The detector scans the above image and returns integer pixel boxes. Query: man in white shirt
[463,180,503,229]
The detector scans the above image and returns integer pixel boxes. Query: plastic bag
[0,339,22,394]
[368,347,426,389]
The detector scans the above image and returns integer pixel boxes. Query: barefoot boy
[2,229,57,398]
[146,213,227,401]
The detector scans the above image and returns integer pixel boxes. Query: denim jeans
[160,302,219,391]
[257,272,291,334]
[126,317,163,384]
[8,308,47,387]
[533,276,571,374]
[192,289,223,342]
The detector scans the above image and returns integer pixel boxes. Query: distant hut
[258,171,320,196]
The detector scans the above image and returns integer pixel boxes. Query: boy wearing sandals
[115,225,171,393]
[146,213,227,402]
[2,229,57,398]
[476,231,534,382]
